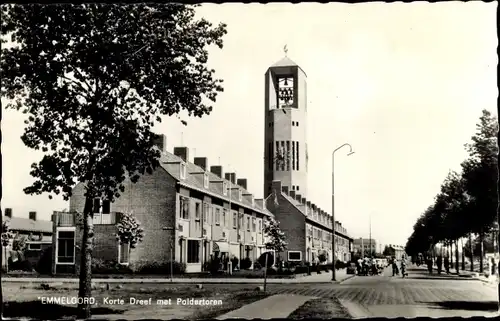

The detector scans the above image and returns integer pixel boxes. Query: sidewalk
[2,269,354,285]
[408,264,495,284]
[217,294,317,319]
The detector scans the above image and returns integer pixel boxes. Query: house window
[180,196,189,219]
[118,242,130,264]
[280,141,285,171]
[187,240,200,263]
[258,219,262,233]
[239,214,244,229]
[252,218,256,232]
[222,210,227,227]
[93,198,111,225]
[195,203,201,220]
[180,162,186,179]
[292,121,295,126]
[246,217,250,231]
[28,243,42,251]
[296,142,300,170]
[57,230,75,264]
[288,251,302,261]
[296,122,299,126]
[296,186,300,191]
[223,182,228,195]
[215,208,220,225]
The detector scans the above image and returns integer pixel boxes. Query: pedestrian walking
[427,256,433,274]
[444,256,450,274]
[436,256,442,275]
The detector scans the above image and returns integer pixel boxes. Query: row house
[265,180,353,264]
[2,208,53,267]
[51,134,274,274]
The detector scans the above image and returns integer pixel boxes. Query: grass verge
[2,282,268,320]
[288,297,352,319]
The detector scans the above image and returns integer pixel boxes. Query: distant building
[51,137,274,275]
[353,238,377,257]
[262,55,353,264]
[386,244,406,260]
[2,208,53,268]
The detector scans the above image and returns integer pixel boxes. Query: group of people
[424,255,450,275]
[390,256,408,277]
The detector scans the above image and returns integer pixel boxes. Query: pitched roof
[3,216,52,233]
[277,191,352,240]
[269,56,307,76]
[159,151,272,217]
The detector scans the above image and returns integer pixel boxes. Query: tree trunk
[479,230,484,273]
[469,232,474,272]
[77,196,95,319]
[461,238,465,271]
[455,239,459,274]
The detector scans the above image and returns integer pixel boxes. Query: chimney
[312,203,317,211]
[225,173,236,184]
[153,134,167,153]
[295,194,302,202]
[281,185,289,195]
[301,197,306,205]
[4,208,12,218]
[194,157,208,171]
[306,201,311,213]
[289,190,296,199]
[237,178,248,190]
[29,211,37,221]
[173,147,189,162]
[210,165,223,178]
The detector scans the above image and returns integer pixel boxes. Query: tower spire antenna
[284,44,288,57]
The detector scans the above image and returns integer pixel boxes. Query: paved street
[259,265,499,318]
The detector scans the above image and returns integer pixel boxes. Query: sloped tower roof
[269,56,307,76]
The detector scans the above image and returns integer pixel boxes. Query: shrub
[335,260,345,270]
[253,261,262,270]
[294,265,310,274]
[129,260,186,275]
[9,259,33,272]
[231,257,239,270]
[91,258,132,274]
[258,252,274,268]
[318,253,327,263]
[240,257,252,270]
[12,235,28,252]
[207,257,221,275]
[35,246,53,274]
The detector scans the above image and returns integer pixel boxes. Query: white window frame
[28,243,42,251]
[180,162,186,179]
[93,198,112,225]
[215,208,221,225]
[288,251,302,261]
[223,182,228,196]
[55,227,76,265]
[203,173,209,188]
[118,241,130,265]
[232,212,237,229]
[195,202,201,220]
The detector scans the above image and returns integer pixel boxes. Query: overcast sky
[2,2,497,247]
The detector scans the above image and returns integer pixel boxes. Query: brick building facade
[51,136,274,274]
[265,180,353,264]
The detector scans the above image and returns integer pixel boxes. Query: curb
[337,274,355,284]
[4,279,354,285]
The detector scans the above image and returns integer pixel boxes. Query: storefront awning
[213,242,229,253]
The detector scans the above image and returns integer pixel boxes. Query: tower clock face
[277,76,294,108]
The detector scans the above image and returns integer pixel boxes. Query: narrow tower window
[280,141,285,171]
[292,141,296,171]
[286,141,290,171]
[297,142,300,171]
[268,142,273,170]
[275,141,280,171]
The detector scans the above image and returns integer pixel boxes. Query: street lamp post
[332,143,355,281]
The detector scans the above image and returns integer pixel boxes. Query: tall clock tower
[263,54,308,198]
